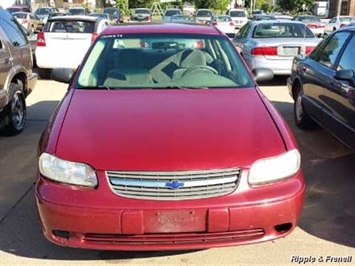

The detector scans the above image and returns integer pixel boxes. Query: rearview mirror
[253,68,274,82]
[51,68,75,84]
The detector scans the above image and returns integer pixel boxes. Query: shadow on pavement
[271,100,355,248]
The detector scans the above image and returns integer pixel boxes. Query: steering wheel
[182,65,218,77]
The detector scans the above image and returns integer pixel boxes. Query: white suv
[227,9,248,29]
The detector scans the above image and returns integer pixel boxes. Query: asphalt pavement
[0,77,354,265]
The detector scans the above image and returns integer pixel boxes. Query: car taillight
[251,46,278,56]
[229,21,234,26]
[212,22,218,26]
[340,23,347,28]
[318,24,325,28]
[305,46,314,54]
[91,32,98,42]
[37,31,46,47]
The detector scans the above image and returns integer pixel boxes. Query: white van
[227,9,248,29]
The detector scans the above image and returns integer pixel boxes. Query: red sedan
[36,23,305,251]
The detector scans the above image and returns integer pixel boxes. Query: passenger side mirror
[334,69,355,87]
[253,68,274,82]
[51,68,75,84]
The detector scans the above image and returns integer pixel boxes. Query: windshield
[103,8,119,15]
[339,17,353,22]
[77,33,253,89]
[37,8,52,15]
[253,23,315,38]
[298,16,320,22]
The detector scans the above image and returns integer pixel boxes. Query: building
[329,0,355,17]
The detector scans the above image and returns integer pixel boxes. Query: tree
[279,0,315,13]
[194,0,215,9]
[128,0,156,8]
[212,0,230,14]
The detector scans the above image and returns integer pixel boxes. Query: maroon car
[36,23,305,250]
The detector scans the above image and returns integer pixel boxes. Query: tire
[37,68,51,80]
[294,88,317,130]
[1,83,26,135]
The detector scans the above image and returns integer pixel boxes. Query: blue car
[288,26,355,151]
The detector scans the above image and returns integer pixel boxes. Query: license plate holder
[279,46,300,56]
[144,209,206,233]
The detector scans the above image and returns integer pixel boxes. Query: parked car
[234,21,321,77]
[195,9,214,24]
[43,12,67,24]
[170,14,193,23]
[210,15,235,38]
[0,7,37,135]
[33,6,59,21]
[35,16,110,78]
[5,5,31,14]
[130,8,152,23]
[288,26,355,151]
[292,15,325,37]
[36,23,305,251]
[12,12,44,33]
[269,13,293,21]
[68,7,90,16]
[103,7,122,23]
[324,16,355,35]
[226,8,248,29]
[90,12,114,24]
[163,8,182,22]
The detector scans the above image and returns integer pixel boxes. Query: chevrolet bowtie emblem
[165,180,184,190]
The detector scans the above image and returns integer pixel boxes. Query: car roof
[250,20,307,25]
[48,15,99,22]
[102,23,220,35]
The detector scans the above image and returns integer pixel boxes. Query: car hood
[55,89,286,171]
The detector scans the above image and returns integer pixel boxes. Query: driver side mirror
[334,69,355,87]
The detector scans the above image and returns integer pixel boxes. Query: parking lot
[0,77,354,265]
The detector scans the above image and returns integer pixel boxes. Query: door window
[337,34,355,71]
[312,32,350,68]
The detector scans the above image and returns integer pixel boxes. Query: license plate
[279,47,300,56]
[144,209,206,233]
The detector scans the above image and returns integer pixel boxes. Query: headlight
[39,153,97,187]
[248,149,301,185]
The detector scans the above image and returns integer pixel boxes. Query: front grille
[106,168,240,200]
[83,229,264,245]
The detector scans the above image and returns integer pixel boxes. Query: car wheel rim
[295,93,303,122]
[11,94,25,129]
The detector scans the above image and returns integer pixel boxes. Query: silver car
[234,21,321,76]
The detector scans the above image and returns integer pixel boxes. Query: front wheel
[294,89,317,130]
[1,84,26,135]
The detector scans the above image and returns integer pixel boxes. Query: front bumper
[36,171,305,251]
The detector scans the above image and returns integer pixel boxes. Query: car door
[322,32,355,150]
[301,31,351,124]
[233,22,251,54]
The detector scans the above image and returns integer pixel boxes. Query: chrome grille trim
[106,168,240,200]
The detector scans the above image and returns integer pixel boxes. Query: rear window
[165,10,181,16]
[339,17,353,22]
[37,8,52,15]
[214,16,232,22]
[298,16,320,22]
[46,20,96,33]
[135,9,150,15]
[229,11,246,17]
[69,9,85,15]
[196,10,213,17]
[253,23,315,38]
[13,13,27,19]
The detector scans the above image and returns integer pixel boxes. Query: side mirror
[253,68,274,82]
[51,68,75,84]
[334,69,355,86]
